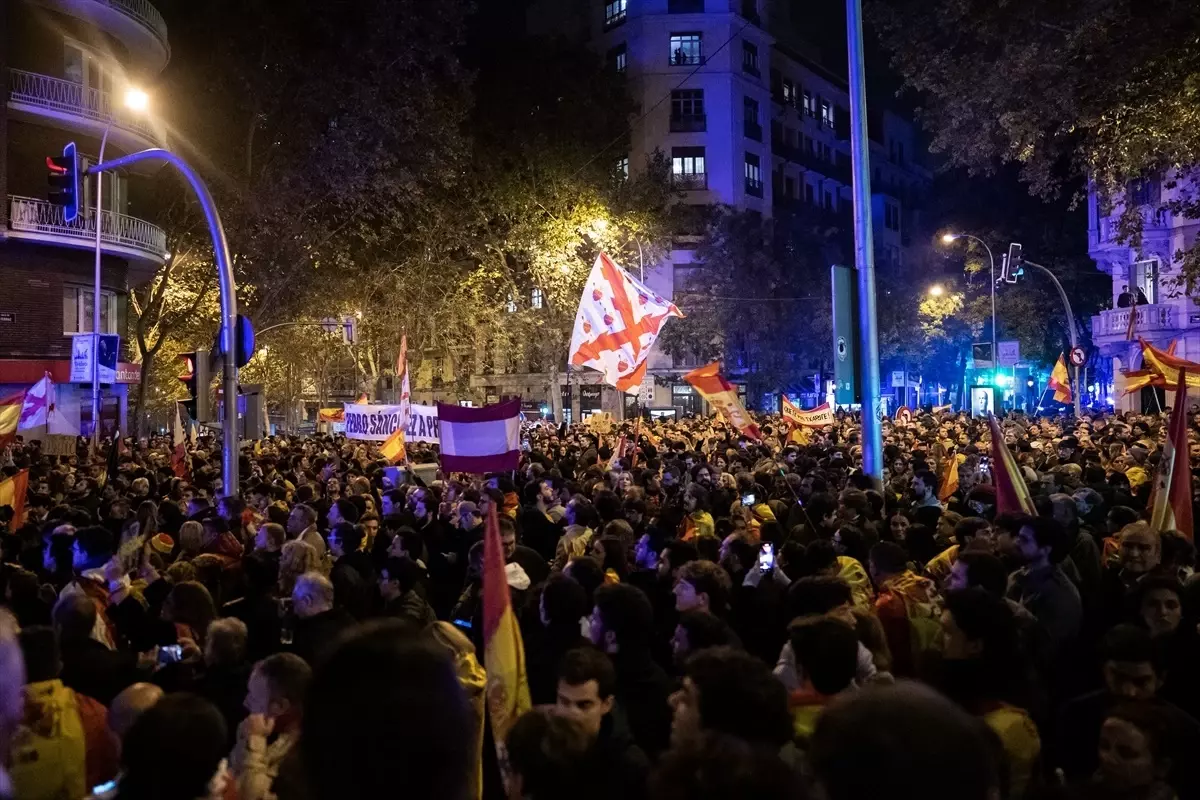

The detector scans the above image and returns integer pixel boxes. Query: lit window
[531,288,544,309]
[742,41,759,76]
[63,285,116,334]
[604,0,627,28]
[672,146,706,189]
[616,156,630,179]
[744,152,763,197]
[670,33,702,66]
[802,91,815,117]
[609,43,627,74]
[782,81,796,107]
[820,100,834,128]
[505,294,517,313]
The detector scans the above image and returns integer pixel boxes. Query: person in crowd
[555,647,649,799]
[785,617,861,742]
[672,559,733,618]
[667,646,792,751]
[379,556,436,627]
[288,572,355,665]
[1006,516,1083,661]
[230,652,311,800]
[527,573,590,705]
[504,708,597,800]
[106,682,163,745]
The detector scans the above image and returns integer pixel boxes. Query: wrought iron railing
[9,70,155,139]
[9,195,167,260]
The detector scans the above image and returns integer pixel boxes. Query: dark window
[742,41,760,76]
[668,0,705,11]
[608,43,627,74]
[802,91,815,117]
[805,182,815,204]
[784,176,795,198]
[604,0,627,29]
[672,146,707,189]
[671,89,706,131]
[741,0,760,22]
[823,189,834,211]
[670,33,703,66]
[745,152,763,196]
[743,96,762,140]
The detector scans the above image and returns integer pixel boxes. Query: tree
[870,0,1200,284]
[657,205,850,402]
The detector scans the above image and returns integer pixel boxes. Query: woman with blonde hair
[278,540,320,597]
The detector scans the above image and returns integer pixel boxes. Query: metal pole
[89,148,240,491]
[846,0,883,488]
[1025,259,1082,417]
[91,121,114,450]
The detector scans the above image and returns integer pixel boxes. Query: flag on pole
[482,503,531,754]
[569,252,683,393]
[0,392,22,448]
[938,453,959,502]
[1126,303,1139,341]
[379,426,408,464]
[683,362,761,439]
[172,403,189,478]
[988,415,1036,515]
[1049,354,1072,404]
[1149,367,1193,541]
[437,399,521,472]
[0,470,29,529]
[18,373,53,430]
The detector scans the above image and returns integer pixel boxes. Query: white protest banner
[781,398,834,428]
[343,403,440,443]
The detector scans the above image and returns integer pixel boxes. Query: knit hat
[149,533,175,556]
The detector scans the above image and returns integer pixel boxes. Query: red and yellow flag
[0,470,29,529]
[0,392,21,448]
[1149,368,1193,541]
[938,453,959,502]
[988,416,1035,515]
[683,362,761,439]
[1049,354,1072,404]
[482,504,531,753]
[379,427,407,464]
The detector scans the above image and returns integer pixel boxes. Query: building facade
[1087,173,1200,411]
[451,0,929,420]
[0,0,170,434]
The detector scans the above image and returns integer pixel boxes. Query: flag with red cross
[568,252,683,393]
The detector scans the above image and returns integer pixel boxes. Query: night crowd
[1,407,1199,800]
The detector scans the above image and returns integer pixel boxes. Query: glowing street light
[123,87,150,112]
[941,232,958,244]
[928,284,945,297]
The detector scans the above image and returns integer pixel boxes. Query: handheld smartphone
[758,542,775,572]
[741,492,756,506]
[158,644,183,665]
[978,456,991,475]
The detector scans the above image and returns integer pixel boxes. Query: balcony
[34,0,169,70]
[1091,304,1180,340]
[8,70,157,149]
[672,174,707,191]
[745,177,764,197]
[1093,208,1172,247]
[670,113,706,132]
[7,195,168,266]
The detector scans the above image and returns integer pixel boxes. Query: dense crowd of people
[0,406,1198,800]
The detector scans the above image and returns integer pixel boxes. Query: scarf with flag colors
[0,470,29,528]
[1048,354,1072,404]
[379,426,408,464]
[0,392,22,448]
[437,399,521,473]
[683,362,761,440]
[988,415,1036,515]
[569,252,683,393]
[1149,367,1193,541]
[482,503,531,758]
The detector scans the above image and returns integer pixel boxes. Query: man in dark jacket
[527,574,589,705]
[589,583,673,759]
[52,592,139,706]
[556,647,649,800]
[379,557,436,628]
[289,572,355,666]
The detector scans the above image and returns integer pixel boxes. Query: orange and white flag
[569,252,683,393]
[684,362,761,440]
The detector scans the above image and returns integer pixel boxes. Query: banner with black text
[343,403,440,443]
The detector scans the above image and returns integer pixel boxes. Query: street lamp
[91,86,150,448]
[941,232,998,373]
[928,284,945,297]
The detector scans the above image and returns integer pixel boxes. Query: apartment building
[0,0,170,435]
[455,0,930,419]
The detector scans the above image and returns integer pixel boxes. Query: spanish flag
[683,362,761,439]
[482,504,531,757]
[0,470,29,529]
[1049,354,1072,404]
[937,453,959,502]
[988,415,1035,515]
[379,426,407,464]
[1149,367,1193,540]
[0,392,21,448]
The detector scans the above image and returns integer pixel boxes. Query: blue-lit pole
[846,0,883,487]
[88,148,240,491]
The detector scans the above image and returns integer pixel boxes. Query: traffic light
[47,142,80,222]
[178,349,211,423]
[1003,242,1023,284]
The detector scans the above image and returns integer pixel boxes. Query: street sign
[70,333,119,384]
[971,342,994,368]
[890,370,906,387]
[832,265,860,404]
[1069,347,1087,367]
[997,340,1021,367]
